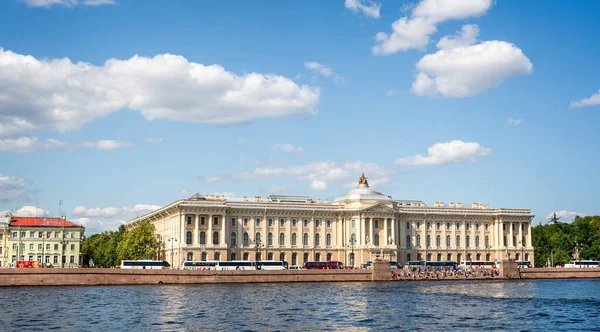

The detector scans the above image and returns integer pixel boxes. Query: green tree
[117,220,158,261]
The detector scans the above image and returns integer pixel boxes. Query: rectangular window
[30,231,35,238]
[476,224,480,231]
[201,216,206,225]
[54,244,58,250]
[46,244,50,250]
[12,232,17,238]
[292,219,297,227]
[352,220,356,229]
[62,256,66,264]
[436,223,440,230]
[268,218,273,227]
[512,224,515,231]
[0,233,2,240]
[326,220,331,228]
[231,218,236,227]
[466,223,470,230]
[503,224,506,231]
[55,232,59,239]
[12,255,16,262]
[426,222,430,229]
[446,223,451,230]
[315,220,320,228]
[213,216,219,225]
[406,222,410,230]
[243,218,248,226]
[280,219,285,227]
[375,220,379,228]
[21,231,26,238]
[416,222,421,229]
[485,223,489,231]
[21,244,25,250]
[12,244,17,250]
[53,256,58,264]
[29,244,34,250]
[303,219,308,227]
[456,223,460,230]
[71,244,75,251]
[38,244,42,250]
[70,256,75,264]
[187,216,192,225]
[256,218,261,226]
[521,224,524,231]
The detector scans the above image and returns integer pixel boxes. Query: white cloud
[344,0,381,19]
[545,210,588,222]
[436,24,479,49]
[0,48,320,138]
[304,61,344,83]
[72,217,125,234]
[146,137,163,144]
[0,174,27,202]
[310,180,328,191]
[273,143,303,153]
[19,0,115,7]
[372,0,493,55]
[570,89,600,108]
[412,40,533,98]
[507,117,523,126]
[0,137,134,152]
[72,204,161,218]
[394,140,491,166]
[13,206,49,217]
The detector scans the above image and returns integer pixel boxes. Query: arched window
[280,252,285,262]
[230,232,237,246]
[436,235,441,248]
[406,235,411,248]
[446,235,451,248]
[416,235,421,247]
[486,253,491,261]
[243,232,249,246]
[447,254,452,261]
[213,232,219,245]
[426,253,432,261]
[268,233,273,246]
[457,253,462,263]
[406,253,412,262]
[437,253,441,261]
[303,253,309,263]
[187,252,193,261]
[200,231,206,245]
[456,236,461,248]
[476,253,481,260]
[292,253,297,265]
[326,253,332,261]
[475,235,480,248]
[201,252,207,261]
[326,233,332,246]
[467,253,472,261]
[267,252,273,260]
[256,233,262,245]
[374,234,379,246]
[231,252,236,261]
[214,252,220,261]
[315,233,320,246]
[186,231,192,245]
[315,253,321,261]
[485,236,489,248]
[279,233,285,246]
[243,252,249,260]
[503,235,507,247]
[417,254,422,261]
[303,233,309,246]
[466,235,470,248]
[515,253,520,261]
[292,233,297,246]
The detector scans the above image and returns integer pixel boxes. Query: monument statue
[388,235,393,245]
[358,173,368,185]
[365,235,370,244]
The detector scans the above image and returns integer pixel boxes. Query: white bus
[459,261,496,269]
[121,260,170,269]
[181,260,218,270]
[565,260,600,268]
[257,260,288,270]
[217,260,257,270]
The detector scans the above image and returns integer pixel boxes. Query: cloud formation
[273,143,303,153]
[0,136,134,152]
[0,173,28,202]
[545,210,588,222]
[304,61,344,82]
[436,24,479,49]
[570,89,600,108]
[11,205,49,217]
[394,140,491,166]
[72,204,161,218]
[344,0,381,19]
[507,117,523,126]
[19,0,116,7]
[0,48,320,138]
[310,180,328,191]
[372,0,493,55]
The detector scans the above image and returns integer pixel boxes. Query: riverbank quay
[519,267,600,279]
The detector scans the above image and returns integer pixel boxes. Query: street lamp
[519,240,524,263]
[347,237,357,267]
[168,237,177,268]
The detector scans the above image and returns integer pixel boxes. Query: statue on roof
[358,173,368,185]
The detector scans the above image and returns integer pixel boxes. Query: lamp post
[168,237,177,268]
[348,237,356,267]
[519,240,524,263]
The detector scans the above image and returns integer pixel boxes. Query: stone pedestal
[499,260,519,279]
[371,259,392,281]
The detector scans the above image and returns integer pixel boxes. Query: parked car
[288,265,305,270]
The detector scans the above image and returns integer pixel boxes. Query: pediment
[361,203,396,213]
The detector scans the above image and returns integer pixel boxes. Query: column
[518,221,523,251]
[411,220,416,249]
[391,218,396,246]
[287,217,292,249]
[309,216,314,247]
[442,220,447,250]
[527,223,532,248]
[237,217,243,248]
[275,215,280,249]
[383,218,388,248]
[337,217,342,248]
[509,222,514,248]
[369,218,374,248]
[208,214,213,246]
[221,215,226,248]
[194,215,199,246]
[360,217,365,246]
[399,218,405,248]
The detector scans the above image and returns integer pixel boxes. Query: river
[1,279,598,331]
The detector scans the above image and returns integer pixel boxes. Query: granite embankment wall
[0,268,375,287]
[519,267,600,279]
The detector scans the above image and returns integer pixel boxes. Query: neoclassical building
[126,174,534,268]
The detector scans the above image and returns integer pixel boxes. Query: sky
[1,0,599,234]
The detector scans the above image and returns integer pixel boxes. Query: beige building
[126,174,534,268]
[1,214,85,268]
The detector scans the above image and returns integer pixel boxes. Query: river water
[0,279,598,331]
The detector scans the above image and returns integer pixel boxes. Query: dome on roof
[334,174,392,204]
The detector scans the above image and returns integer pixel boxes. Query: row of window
[11,255,76,264]
[187,216,335,229]
[184,231,335,247]
[11,243,77,251]
[406,234,527,249]
[185,251,333,265]
[9,231,78,239]
[405,252,530,262]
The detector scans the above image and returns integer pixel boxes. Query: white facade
[126,174,534,268]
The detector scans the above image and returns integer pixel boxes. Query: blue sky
[1,0,599,233]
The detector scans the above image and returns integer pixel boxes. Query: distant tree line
[82,220,159,267]
[532,215,600,267]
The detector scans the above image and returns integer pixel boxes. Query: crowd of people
[392,266,500,280]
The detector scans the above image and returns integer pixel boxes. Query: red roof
[10,217,83,228]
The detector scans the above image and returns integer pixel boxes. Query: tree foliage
[532,215,600,267]
[82,221,158,267]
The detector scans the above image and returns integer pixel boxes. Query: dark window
[186,231,192,245]
[213,232,219,245]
